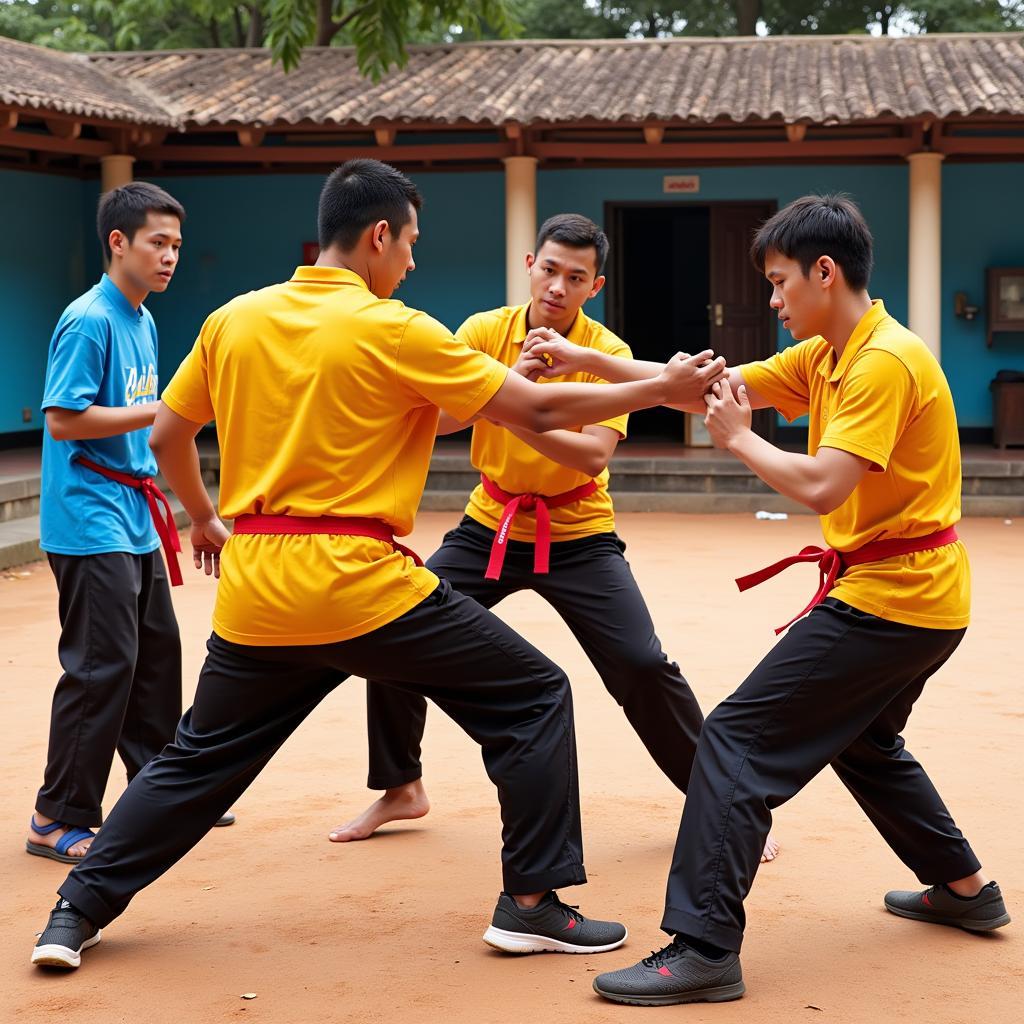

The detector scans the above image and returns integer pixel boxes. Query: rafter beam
[45,118,81,140]
[237,127,265,147]
[785,123,807,143]
[643,124,665,146]
[0,129,114,157]
[133,141,517,165]
[934,135,1024,156]
[530,138,920,161]
[373,126,395,147]
[1,110,17,130]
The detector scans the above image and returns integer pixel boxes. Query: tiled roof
[3,34,1024,129]
[0,35,175,125]
[85,35,1024,127]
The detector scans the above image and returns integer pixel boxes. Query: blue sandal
[26,816,96,864]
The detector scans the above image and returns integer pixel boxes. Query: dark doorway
[604,201,777,443]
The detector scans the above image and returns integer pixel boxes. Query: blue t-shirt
[40,275,161,555]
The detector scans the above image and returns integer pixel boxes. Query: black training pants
[365,517,703,792]
[36,551,182,828]
[59,580,585,928]
[662,598,981,954]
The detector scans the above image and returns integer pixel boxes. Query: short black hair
[751,194,873,291]
[318,158,423,251]
[535,213,609,276]
[97,182,185,261]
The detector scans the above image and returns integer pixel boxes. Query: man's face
[763,249,830,341]
[372,205,418,299]
[111,212,182,295]
[526,240,604,324]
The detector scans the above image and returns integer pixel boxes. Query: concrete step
[0,472,40,523]
[2,447,1022,569]
[0,460,218,525]
[0,493,206,573]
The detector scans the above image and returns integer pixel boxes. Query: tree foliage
[1,0,1021,76]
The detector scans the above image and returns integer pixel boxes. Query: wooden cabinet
[987,267,1024,347]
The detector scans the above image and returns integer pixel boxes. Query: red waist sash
[480,473,599,581]
[76,456,183,586]
[232,514,423,566]
[735,525,960,635]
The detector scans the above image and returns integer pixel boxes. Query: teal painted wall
[539,164,910,429]
[3,160,1020,438]
[144,171,506,392]
[0,170,91,435]
[538,163,911,343]
[942,163,1024,427]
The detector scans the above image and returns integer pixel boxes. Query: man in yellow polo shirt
[30,160,726,971]
[333,214,775,866]
[564,194,1009,1006]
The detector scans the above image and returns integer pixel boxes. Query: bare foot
[328,781,430,842]
[761,834,781,863]
[27,813,94,858]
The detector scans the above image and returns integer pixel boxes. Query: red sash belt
[232,514,423,566]
[481,473,598,581]
[76,456,183,586]
[736,525,960,635]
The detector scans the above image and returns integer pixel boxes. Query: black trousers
[662,598,981,954]
[59,581,586,928]
[36,551,182,829]
[366,517,703,792]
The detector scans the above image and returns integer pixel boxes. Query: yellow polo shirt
[463,304,631,542]
[162,266,507,645]
[741,300,969,629]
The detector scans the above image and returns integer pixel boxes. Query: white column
[100,153,135,193]
[907,152,944,360]
[503,156,538,306]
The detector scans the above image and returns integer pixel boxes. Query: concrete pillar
[907,152,944,360]
[503,156,538,306]
[100,153,135,193]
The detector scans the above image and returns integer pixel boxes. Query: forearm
[526,378,666,432]
[727,430,831,513]
[579,351,714,414]
[46,402,158,441]
[149,432,217,523]
[503,425,609,476]
[583,350,664,385]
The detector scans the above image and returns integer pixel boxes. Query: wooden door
[709,203,776,440]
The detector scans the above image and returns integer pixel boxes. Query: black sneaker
[31,898,101,969]
[593,937,745,1006]
[884,881,1010,932]
[482,891,627,954]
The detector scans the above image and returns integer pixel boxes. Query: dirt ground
[1,512,1021,1024]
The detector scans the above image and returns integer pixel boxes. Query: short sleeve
[740,342,817,422]
[161,320,215,425]
[398,312,507,422]
[454,313,490,352]
[818,351,917,472]
[41,328,107,412]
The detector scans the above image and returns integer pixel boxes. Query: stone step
[2,446,1022,569]
[0,493,205,573]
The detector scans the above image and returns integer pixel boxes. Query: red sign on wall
[302,241,320,265]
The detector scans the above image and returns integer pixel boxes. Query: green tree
[0,0,269,51]
[762,0,1023,35]
[265,0,518,74]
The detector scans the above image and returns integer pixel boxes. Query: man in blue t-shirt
[28,182,233,866]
